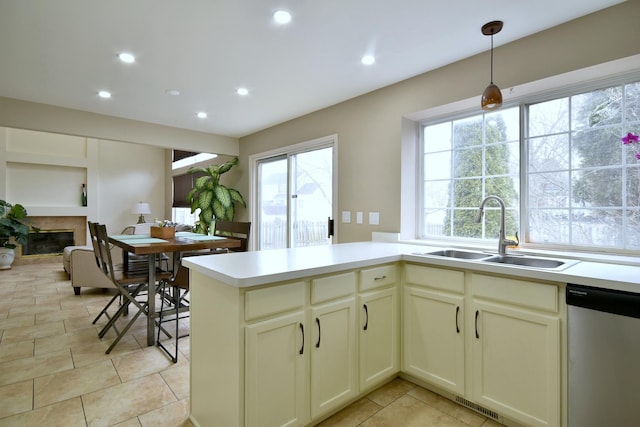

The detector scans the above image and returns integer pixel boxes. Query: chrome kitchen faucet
[476,195,518,255]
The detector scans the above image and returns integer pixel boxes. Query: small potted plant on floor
[0,200,37,270]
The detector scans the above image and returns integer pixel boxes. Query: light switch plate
[342,211,351,223]
[369,212,379,225]
[356,211,363,224]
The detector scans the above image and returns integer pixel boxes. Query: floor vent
[454,396,501,421]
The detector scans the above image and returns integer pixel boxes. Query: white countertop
[182,241,640,293]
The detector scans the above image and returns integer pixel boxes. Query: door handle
[456,306,460,333]
[315,317,321,348]
[299,323,304,355]
[475,310,480,339]
[363,304,369,330]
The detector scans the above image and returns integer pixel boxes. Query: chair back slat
[93,223,119,284]
[88,221,109,275]
[213,220,251,252]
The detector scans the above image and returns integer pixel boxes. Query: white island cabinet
[189,262,397,427]
[403,264,465,396]
[185,241,639,427]
[358,265,399,391]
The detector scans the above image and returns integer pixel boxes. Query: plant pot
[0,247,15,270]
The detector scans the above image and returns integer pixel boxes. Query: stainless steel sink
[482,255,566,269]
[423,249,492,260]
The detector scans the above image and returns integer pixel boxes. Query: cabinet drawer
[404,264,464,294]
[245,281,306,321]
[471,274,558,313]
[311,271,356,305]
[360,264,396,292]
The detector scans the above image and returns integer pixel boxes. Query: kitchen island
[183,241,639,427]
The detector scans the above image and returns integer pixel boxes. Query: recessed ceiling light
[165,89,181,96]
[118,52,135,64]
[237,87,249,96]
[361,55,375,66]
[196,112,207,119]
[273,10,292,25]
[98,90,111,99]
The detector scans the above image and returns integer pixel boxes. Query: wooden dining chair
[89,221,171,354]
[156,262,191,362]
[212,220,251,253]
[180,220,251,257]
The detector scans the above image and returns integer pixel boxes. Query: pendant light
[481,20,503,111]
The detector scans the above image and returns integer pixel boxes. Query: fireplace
[13,216,86,265]
[20,229,75,257]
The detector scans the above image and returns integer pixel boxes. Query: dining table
[108,230,241,346]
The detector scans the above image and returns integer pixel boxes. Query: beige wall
[238,1,640,243]
[0,96,239,156]
[0,127,166,240]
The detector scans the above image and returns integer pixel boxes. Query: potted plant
[186,157,246,235]
[0,200,37,269]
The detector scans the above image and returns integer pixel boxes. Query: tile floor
[0,262,504,427]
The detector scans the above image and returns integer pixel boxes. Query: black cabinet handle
[475,310,480,339]
[363,304,369,330]
[374,275,386,281]
[299,323,304,355]
[315,317,321,348]
[456,306,460,333]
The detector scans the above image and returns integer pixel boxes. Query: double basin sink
[415,249,573,270]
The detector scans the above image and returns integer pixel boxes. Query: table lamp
[132,202,151,223]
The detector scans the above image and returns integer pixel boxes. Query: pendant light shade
[481,20,503,111]
[481,83,502,110]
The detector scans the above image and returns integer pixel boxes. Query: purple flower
[621,132,640,145]
[636,153,640,160]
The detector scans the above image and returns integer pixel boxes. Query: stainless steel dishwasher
[566,284,640,427]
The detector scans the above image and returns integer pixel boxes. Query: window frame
[402,54,640,256]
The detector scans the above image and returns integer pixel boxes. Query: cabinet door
[310,298,357,419]
[472,300,560,427]
[359,287,398,391]
[403,286,465,395]
[246,311,308,427]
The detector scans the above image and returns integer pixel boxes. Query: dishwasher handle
[567,284,640,319]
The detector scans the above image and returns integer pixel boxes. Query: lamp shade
[481,83,503,110]
[132,202,151,223]
[132,202,151,215]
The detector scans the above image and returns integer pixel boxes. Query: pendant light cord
[490,33,494,85]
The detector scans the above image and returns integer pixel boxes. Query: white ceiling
[0,0,624,138]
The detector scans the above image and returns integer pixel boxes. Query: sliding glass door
[255,139,335,250]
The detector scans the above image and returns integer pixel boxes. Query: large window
[422,107,520,242]
[420,79,640,252]
[527,82,640,249]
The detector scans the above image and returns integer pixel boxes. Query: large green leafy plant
[186,157,246,235]
[0,200,36,249]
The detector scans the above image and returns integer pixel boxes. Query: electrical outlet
[369,212,379,225]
